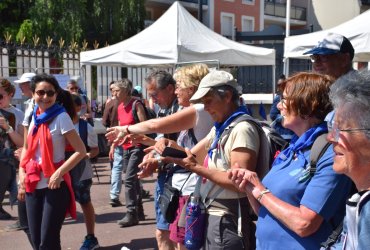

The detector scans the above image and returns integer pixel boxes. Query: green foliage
[1,0,146,48]
[16,19,33,43]
[0,0,32,41]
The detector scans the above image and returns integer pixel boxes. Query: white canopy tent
[80,1,275,67]
[284,9,370,62]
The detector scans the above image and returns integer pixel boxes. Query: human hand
[14,147,23,160]
[123,134,151,146]
[48,171,63,189]
[162,147,197,171]
[109,146,114,161]
[153,138,176,154]
[17,186,26,201]
[228,165,264,193]
[106,126,126,145]
[17,173,26,201]
[0,116,9,130]
[137,158,158,179]
[143,147,157,161]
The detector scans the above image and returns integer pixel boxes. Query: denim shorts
[155,172,170,230]
[72,179,92,205]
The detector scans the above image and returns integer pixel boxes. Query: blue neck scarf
[208,105,248,158]
[32,103,66,135]
[274,122,328,166]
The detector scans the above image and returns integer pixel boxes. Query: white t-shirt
[171,104,213,195]
[73,121,98,181]
[27,112,75,189]
[22,99,35,127]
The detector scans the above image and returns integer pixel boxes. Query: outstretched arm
[106,106,197,142]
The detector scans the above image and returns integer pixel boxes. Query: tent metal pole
[283,0,291,76]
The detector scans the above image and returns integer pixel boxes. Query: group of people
[105,32,369,250]
[0,32,369,250]
[1,74,100,250]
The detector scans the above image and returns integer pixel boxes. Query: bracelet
[126,125,130,134]
[257,188,270,202]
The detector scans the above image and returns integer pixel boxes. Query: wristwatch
[155,153,165,171]
[6,126,14,134]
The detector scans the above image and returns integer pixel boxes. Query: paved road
[0,157,158,250]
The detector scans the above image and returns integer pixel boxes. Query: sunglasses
[69,87,79,91]
[0,94,3,100]
[35,90,56,97]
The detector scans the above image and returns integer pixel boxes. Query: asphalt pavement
[0,157,158,250]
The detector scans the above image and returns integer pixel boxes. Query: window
[241,16,254,32]
[221,12,235,37]
[242,0,255,5]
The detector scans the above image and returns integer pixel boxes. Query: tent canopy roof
[284,9,370,62]
[80,1,275,67]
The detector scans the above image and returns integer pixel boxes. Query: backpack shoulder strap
[359,190,370,213]
[78,118,89,150]
[132,99,146,123]
[320,221,344,249]
[309,133,330,177]
[218,114,257,168]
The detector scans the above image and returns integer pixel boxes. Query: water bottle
[184,196,206,250]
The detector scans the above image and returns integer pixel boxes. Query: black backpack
[131,99,157,139]
[218,114,288,179]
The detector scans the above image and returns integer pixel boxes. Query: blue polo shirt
[256,144,352,250]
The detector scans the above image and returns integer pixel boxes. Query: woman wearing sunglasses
[18,74,86,250]
[0,78,24,220]
[228,72,352,249]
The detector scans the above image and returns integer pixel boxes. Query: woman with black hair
[18,74,86,250]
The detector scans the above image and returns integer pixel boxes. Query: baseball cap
[303,33,354,60]
[14,72,36,84]
[134,85,142,94]
[190,70,238,103]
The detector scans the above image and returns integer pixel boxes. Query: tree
[0,0,33,41]
[0,0,145,49]
[29,0,87,46]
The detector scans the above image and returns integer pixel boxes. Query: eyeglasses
[35,90,56,97]
[310,55,333,63]
[69,87,79,91]
[280,97,288,106]
[327,121,370,142]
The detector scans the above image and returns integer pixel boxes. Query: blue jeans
[155,172,170,230]
[110,146,124,200]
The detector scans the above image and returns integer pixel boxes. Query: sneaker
[80,235,100,250]
[141,189,151,199]
[4,221,26,232]
[109,199,123,207]
[137,204,145,221]
[117,212,139,227]
[0,207,11,220]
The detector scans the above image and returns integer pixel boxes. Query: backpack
[309,133,358,249]
[218,114,287,179]
[132,99,157,139]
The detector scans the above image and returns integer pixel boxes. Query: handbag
[159,172,192,223]
[159,183,180,223]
